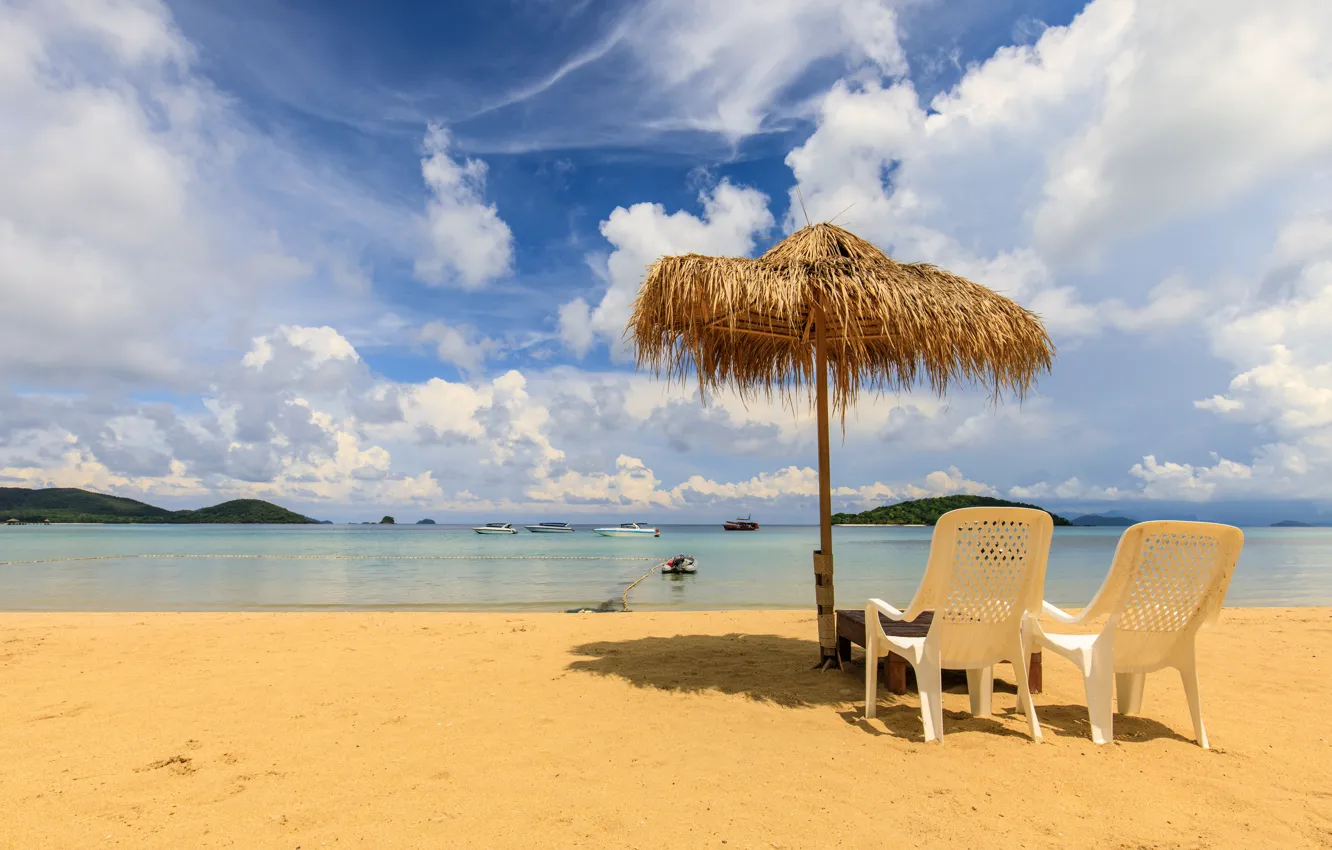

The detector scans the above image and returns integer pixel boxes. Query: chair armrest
[867,598,907,621]
[1042,600,1082,624]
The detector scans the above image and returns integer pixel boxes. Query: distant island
[0,487,316,524]
[1271,520,1330,527]
[416,518,437,524]
[1070,513,1137,527]
[832,495,1070,526]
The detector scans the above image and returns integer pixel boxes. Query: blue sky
[2,0,1331,523]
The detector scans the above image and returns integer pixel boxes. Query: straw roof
[627,223,1054,415]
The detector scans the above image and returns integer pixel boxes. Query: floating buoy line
[0,552,700,614]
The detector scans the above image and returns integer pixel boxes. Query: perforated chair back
[906,508,1053,668]
[1081,521,1242,671]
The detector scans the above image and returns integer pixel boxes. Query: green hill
[832,495,1070,526]
[182,499,315,524]
[0,487,174,523]
[1070,513,1135,527]
[0,488,315,524]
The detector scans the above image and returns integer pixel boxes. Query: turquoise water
[0,524,1329,611]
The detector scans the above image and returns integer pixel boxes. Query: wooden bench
[836,609,1042,695]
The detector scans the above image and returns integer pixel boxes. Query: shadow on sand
[569,633,1195,744]
[568,633,872,708]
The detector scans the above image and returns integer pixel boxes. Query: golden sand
[1,608,1329,848]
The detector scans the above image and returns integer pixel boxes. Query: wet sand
[1,608,1329,848]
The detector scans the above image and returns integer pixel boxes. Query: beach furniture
[626,223,1054,668]
[1033,521,1243,748]
[835,610,1043,694]
[863,507,1054,743]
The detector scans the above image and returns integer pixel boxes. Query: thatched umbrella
[627,223,1055,668]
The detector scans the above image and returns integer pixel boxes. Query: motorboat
[723,515,759,531]
[661,554,697,574]
[593,522,660,538]
[524,522,575,533]
[472,522,517,534]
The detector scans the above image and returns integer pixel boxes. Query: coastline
[834,522,927,526]
[2,608,1328,847]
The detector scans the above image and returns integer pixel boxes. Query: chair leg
[1116,672,1145,715]
[916,655,943,743]
[966,667,993,716]
[1084,641,1115,745]
[1010,642,1041,742]
[1177,653,1208,749]
[864,633,878,720]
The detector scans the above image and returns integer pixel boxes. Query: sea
[1,524,1329,612]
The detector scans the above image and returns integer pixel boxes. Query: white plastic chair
[864,507,1054,743]
[1033,521,1243,748]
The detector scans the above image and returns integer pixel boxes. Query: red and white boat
[723,515,759,531]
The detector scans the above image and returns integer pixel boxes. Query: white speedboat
[472,522,517,534]
[524,522,574,533]
[593,522,660,538]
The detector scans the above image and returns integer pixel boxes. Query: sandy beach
[1,608,1329,848]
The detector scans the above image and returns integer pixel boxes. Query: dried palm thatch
[626,222,1055,667]
[629,223,1054,416]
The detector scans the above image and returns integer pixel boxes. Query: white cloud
[625,0,906,139]
[1127,454,1253,501]
[671,464,993,507]
[559,179,774,356]
[528,454,674,507]
[1030,276,1210,336]
[473,0,909,151]
[274,326,360,365]
[1031,1,1332,261]
[0,324,1039,516]
[1194,396,1244,414]
[393,378,487,442]
[1008,478,1125,501]
[0,0,430,389]
[784,0,1332,338]
[419,321,498,374]
[12,0,1332,515]
[413,124,513,289]
[0,0,223,384]
[1165,209,1332,499]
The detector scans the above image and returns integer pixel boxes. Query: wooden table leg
[886,653,907,694]
[837,635,852,662]
[1029,653,1042,694]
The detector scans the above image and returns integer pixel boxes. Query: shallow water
[0,524,1328,611]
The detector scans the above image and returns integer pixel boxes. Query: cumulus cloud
[559,180,773,356]
[0,0,436,391]
[524,455,995,511]
[1166,208,1332,499]
[1126,455,1254,502]
[1008,478,1125,502]
[1030,1,1332,261]
[413,124,514,288]
[12,0,1332,514]
[0,324,1044,516]
[0,0,238,384]
[783,0,1331,338]
[670,463,992,509]
[419,321,499,374]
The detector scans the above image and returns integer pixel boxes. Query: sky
[2,0,1332,523]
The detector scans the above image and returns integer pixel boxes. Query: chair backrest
[1083,521,1243,669]
[905,507,1054,667]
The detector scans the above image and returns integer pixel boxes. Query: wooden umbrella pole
[813,303,839,669]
